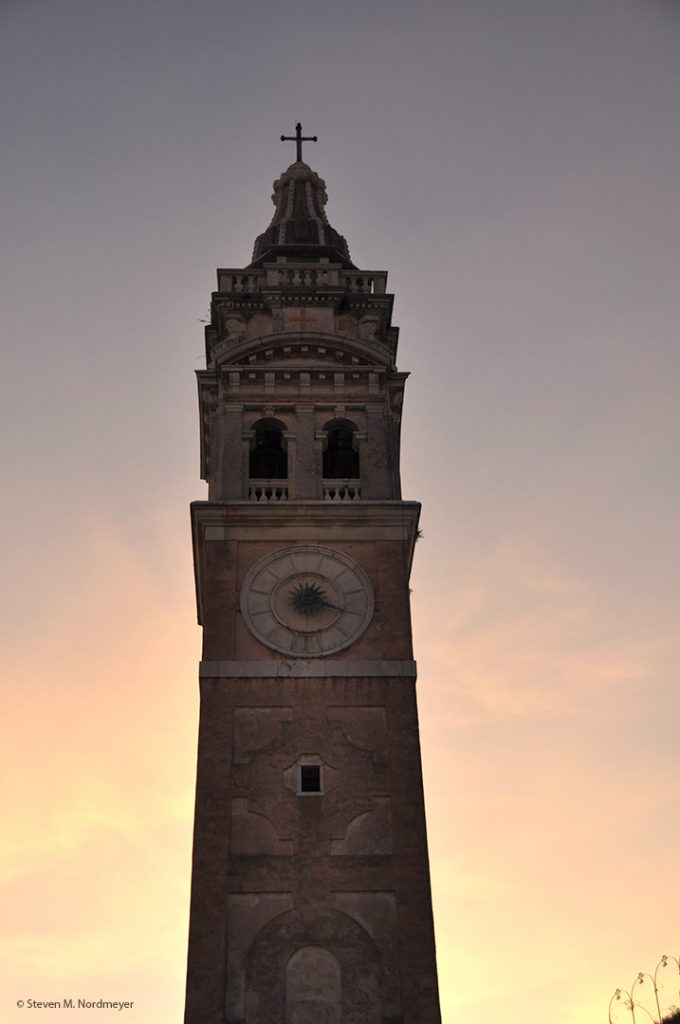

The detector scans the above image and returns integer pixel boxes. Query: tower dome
[250,160,354,267]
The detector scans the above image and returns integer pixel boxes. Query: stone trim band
[199,659,417,678]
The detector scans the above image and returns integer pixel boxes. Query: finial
[280,122,318,163]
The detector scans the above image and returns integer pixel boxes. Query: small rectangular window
[299,765,321,793]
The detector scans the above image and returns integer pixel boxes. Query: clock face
[240,545,374,657]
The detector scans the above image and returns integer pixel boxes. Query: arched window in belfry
[322,419,359,479]
[249,418,288,479]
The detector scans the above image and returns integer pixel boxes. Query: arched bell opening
[322,419,359,480]
[249,418,288,480]
[320,418,361,502]
[248,418,290,502]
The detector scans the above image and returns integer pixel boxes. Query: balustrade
[323,480,362,502]
[248,480,289,502]
[216,272,261,293]
[218,268,387,296]
[342,272,387,295]
[271,267,335,288]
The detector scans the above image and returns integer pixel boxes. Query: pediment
[210,332,393,371]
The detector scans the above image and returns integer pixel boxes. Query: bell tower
[184,127,441,1024]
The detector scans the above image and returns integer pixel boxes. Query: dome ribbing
[250,161,353,267]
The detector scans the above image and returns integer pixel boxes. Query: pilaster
[293,404,318,498]
[216,402,244,499]
[364,402,392,498]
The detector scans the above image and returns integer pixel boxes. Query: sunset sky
[2,2,680,1022]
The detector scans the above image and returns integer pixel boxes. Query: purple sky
[2,2,680,1022]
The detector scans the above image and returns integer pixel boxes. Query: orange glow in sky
[2,2,680,1022]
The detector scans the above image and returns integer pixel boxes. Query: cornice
[190,500,421,625]
[199,659,417,679]
[191,499,420,529]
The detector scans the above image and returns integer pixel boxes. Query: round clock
[240,545,374,657]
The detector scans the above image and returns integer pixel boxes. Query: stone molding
[209,330,396,372]
[199,659,417,679]
[191,500,420,626]
[192,498,420,529]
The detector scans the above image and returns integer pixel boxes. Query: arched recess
[286,946,340,1024]
[249,417,288,479]
[322,418,360,479]
[241,907,382,1024]
[212,332,391,373]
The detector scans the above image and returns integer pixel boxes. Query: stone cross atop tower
[184,154,442,1023]
[280,121,318,163]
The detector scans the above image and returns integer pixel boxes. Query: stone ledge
[199,659,417,679]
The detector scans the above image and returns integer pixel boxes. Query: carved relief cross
[288,308,318,331]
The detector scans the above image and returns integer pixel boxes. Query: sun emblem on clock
[288,581,339,616]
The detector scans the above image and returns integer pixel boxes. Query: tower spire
[250,159,353,267]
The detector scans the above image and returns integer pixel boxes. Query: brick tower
[184,129,441,1024]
